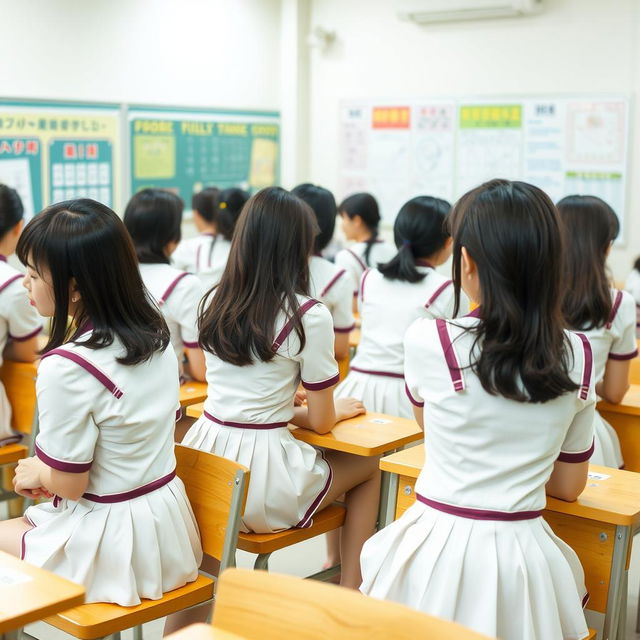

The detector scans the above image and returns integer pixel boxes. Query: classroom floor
[20,530,640,639]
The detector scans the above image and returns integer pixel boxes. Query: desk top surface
[380,444,640,527]
[598,384,640,416]
[165,624,244,640]
[0,551,85,633]
[179,382,208,408]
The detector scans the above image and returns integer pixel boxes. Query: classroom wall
[306,0,640,280]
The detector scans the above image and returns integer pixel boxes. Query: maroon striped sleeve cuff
[405,382,424,407]
[557,439,595,463]
[183,340,199,349]
[608,349,638,361]
[334,323,356,334]
[302,372,340,391]
[9,326,42,341]
[35,441,93,473]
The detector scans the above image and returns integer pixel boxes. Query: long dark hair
[198,187,317,366]
[0,184,24,238]
[17,199,169,365]
[449,179,578,403]
[339,193,380,266]
[557,195,618,330]
[379,196,450,283]
[191,187,220,223]
[124,188,184,264]
[292,183,337,253]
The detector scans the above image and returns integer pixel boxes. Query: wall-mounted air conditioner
[398,0,544,24]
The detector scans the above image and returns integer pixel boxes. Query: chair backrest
[174,445,249,570]
[213,568,493,639]
[0,360,37,433]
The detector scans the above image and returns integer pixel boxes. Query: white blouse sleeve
[328,270,355,333]
[3,280,42,341]
[171,241,193,272]
[335,249,363,298]
[169,274,205,349]
[609,291,638,360]
[403,319,429,408]
[34,355,99,472]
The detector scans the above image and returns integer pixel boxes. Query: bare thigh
[318,450,380,511]
[0,517,32,556]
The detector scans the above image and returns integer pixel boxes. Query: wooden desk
[0,551,85,635]
[179,382,208,408]
[165,623,244,640]
[380,445,638,640]
[598,384,640,472]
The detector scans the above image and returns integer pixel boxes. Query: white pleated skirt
[590,410,623,468]
[335,371,413,419]
[183,416,332,533]
[361,501,589,640]
[23,478,202,606]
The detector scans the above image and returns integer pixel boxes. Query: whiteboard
[338,96,630,240]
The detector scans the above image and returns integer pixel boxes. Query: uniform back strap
[435,318,465,392]
[272,299,320,352]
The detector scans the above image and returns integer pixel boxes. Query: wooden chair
[211,568,494,639]
[41,445,249,640]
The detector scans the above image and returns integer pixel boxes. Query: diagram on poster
[0,157,34,219]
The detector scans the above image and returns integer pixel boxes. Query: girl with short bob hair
[361,180,596,640]
[335,195,458,419]
[124,188,206,381]
[183,187,380,590]
[292,183,354,360]
[558,194,637,468]
[0,199,201,606]
[335,192,396,307]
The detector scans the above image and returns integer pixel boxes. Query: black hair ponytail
[339,193,380,267]
[0,184,24,238]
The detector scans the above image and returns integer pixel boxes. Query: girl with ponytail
[334,196,458,419]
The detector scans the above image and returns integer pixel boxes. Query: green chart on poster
[128,107,280,204]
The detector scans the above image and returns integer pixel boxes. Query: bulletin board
[128,106,280,204]
[0,100,122,220]
[339,95,630,238]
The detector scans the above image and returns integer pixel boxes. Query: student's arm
[546,460,589,502]
[14,457,89,500]
[3,334,40,362]
[412,405,424,430]
[291,387,364,434]
[184,347,206,382]
[334,332,350,361]
[596,359,630,404]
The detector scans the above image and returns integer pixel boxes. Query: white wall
[307,0,640,280]
[0,0,281,109]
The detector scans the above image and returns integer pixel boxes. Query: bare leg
[0,517,32,556]
[163,554,219,636]
[317,452,381,589]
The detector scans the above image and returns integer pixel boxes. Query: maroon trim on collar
[416,493,543,521]
[351,366,404,379]
[360,268,372,303]
[606,290,623,329]
[272,298,320,352]
[436,319,464,392]
[83,469,176,503]
[35,441,92,473]
[41,348,124,399]
[0,255,7,262]
[9,326,42,342]
[0,274,22,294]
[405,382,424,407]
[609,349,638,361]
[574,332,592,401]
[466,306,481,318]
[160,272,190,305]
[424,280,452,309]
[71,320,94,341]
[346,249,367,271]
[320,269,347,298]
[204,409,287,430]
[301,372,340,391]
[557,438,594,463]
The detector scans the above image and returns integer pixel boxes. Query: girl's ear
[69,277,82,304]
[461,246,477,278]
[11,219,24,237]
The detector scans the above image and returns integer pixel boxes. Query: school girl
[0,199,201,605]
[182,187,380,590]
[172,186,219,273]
[360,180,596,640]
[0,185,41,444]
[623,257,640,337]
[334,193,396,307]
[557,195,637,468]
[334,196,459,419]
[124,188,206,381]
[292,183,354,360]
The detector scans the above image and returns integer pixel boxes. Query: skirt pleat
[591,411,623,468]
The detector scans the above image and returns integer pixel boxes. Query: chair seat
[587,630,597,640]
[0,443,27,465]
[237,504,346,555]
[44,574,214,640]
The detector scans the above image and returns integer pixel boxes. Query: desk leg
[602,524,630,640]
[378,470,398,530]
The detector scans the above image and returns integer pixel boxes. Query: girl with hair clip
[124,188,206,382]
[183,187,380,590]
[558,195,637,468]
[172,186,220,274]
[334,193,396,310]
[0,184,41,445]
[361,180,596,640]
[0,199,201,605]
[292,183,354,360]
[335,196,459,419]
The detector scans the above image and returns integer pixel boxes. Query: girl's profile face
[23,261,56,317]
[340,212,358,240]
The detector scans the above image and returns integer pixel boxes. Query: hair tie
[219,202,227,209]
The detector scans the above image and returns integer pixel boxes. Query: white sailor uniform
[22,331,202,606]
[334,240,396,299]
[183,296,340,533]
[308,255,355,335]
[360,312,596,640]
[172,233,231,291]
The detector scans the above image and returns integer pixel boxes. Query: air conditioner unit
[398,0,544,24]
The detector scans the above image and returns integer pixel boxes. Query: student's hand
[334,397,365,423]
[294,388,307,407]
[13,456,47,497]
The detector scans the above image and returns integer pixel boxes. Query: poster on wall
[128,107,280,207]
[0,101,121,220]
[339,95,629,238]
